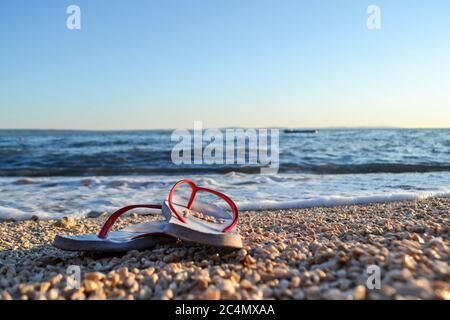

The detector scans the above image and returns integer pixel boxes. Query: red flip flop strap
[168,179,239,233]
[197,186,239,233]
[98,204,162,239]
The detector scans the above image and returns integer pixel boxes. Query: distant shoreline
[0,127,449,132]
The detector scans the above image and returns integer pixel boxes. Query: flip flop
[53,204,175,252]
[53,180,243,252]
[161,179,243,249]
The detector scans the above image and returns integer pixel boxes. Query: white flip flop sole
[53,220,175,252]
[162,201,243,249]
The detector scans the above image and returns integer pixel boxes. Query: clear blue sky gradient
[0,0,449,129]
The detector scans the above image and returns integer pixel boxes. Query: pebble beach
[0,197,448,300]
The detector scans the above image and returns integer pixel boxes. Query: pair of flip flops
[53,180,243,252]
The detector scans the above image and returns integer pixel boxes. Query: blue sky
[0,0,449,129]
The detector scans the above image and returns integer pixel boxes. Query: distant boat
[284,129,319,134]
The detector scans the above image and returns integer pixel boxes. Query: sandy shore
[0,197,448,300]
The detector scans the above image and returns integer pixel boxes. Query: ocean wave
[1,129,449,177]
[0,172,449,221]
[282,163,450,174]
[1,189,448,221]
[237,191,450,211]
[0,129,448,220]
[0,162,448,177]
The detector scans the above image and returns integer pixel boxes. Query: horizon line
[0,126,448,132]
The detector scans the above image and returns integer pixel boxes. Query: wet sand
[0,197,448,300]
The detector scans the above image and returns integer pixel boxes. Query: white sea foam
[0,206,27,220]
[237,191,450,211]
[0,173,449,220]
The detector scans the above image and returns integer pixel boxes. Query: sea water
[0,129,448,220]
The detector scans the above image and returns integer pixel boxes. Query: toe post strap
[167,179,239,233]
